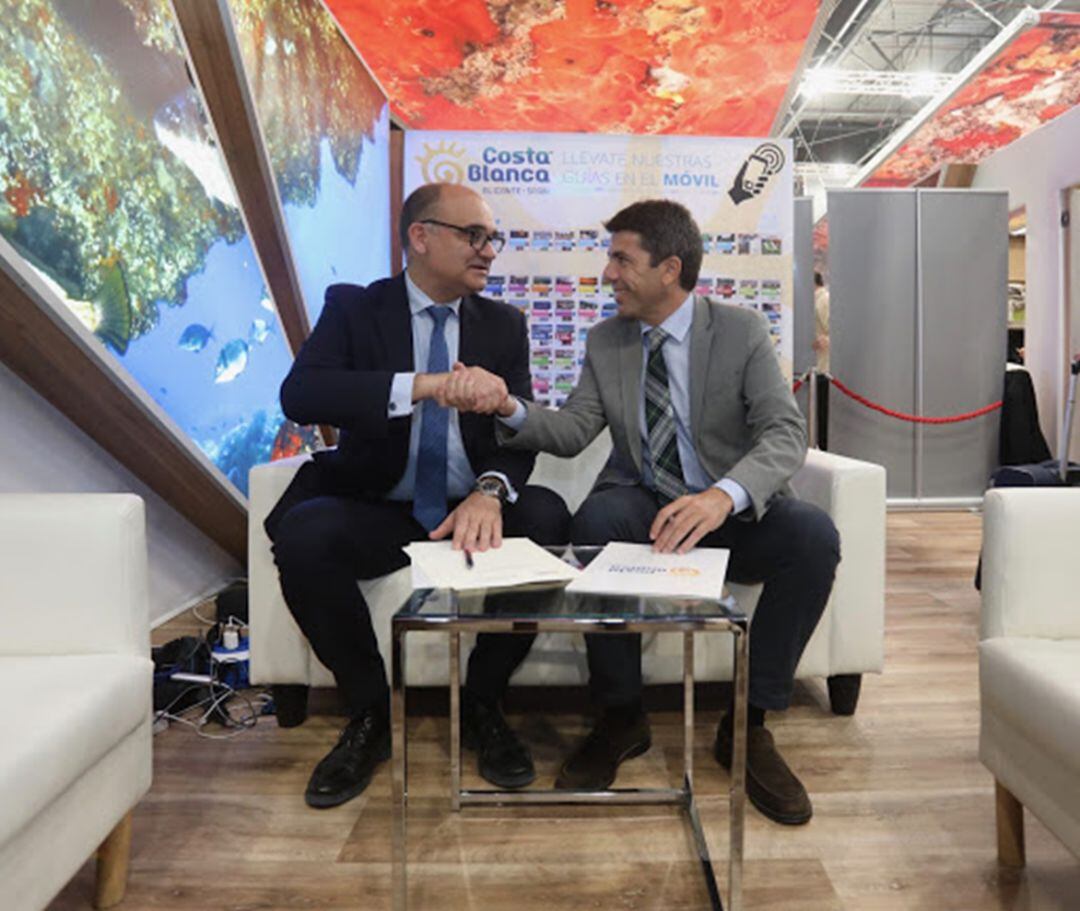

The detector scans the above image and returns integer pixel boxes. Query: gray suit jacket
[500,296,807,520]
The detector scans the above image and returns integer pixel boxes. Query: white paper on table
[404,537,580,591]
[564,542,729,600]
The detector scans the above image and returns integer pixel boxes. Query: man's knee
[571,493,609,545]
[787,502,841,573]
[571,487,651,545]
[509,485,571,545]
[271,498,351,570]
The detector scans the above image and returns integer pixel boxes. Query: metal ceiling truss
[775,0,1074,168]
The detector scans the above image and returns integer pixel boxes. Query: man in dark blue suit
[266,183,570,808]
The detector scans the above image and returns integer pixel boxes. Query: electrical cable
[158,682,263,740]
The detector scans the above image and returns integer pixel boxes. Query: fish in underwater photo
[249,317,272,344]
[214,338,249,384]
[178,323,214,352]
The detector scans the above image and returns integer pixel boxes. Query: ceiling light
[799,68,954,99]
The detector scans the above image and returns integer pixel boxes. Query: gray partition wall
[828,189,1007,504]
[793,197,814,428]
[829,190,919,497]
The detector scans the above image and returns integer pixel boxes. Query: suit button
[389,402,397,412]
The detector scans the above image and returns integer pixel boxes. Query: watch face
[478,478,506,500]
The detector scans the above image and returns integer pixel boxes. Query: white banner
[404,131,794,404]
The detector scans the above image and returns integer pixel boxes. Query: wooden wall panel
[0,259,246,561]
[171,0,310,356]
[390,127,405,272]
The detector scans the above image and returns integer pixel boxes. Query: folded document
[404,538,580,591]
[564,542,729,600]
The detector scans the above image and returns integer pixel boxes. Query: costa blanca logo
[417,141,467,184]
[468,146,552,184]
[728,142,785,205]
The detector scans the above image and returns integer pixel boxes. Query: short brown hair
[399,184,445,254]
[603,200,703,292]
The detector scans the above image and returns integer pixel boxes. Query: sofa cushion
[0,654,152,847]
[979,637,1080,777]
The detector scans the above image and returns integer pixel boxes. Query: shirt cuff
[476,471,519,504]
[388,372,415,418]
[714,478,751,516]
[496,398,528,430]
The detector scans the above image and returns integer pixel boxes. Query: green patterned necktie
[645,328,688,503]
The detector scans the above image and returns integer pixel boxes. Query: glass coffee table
[390,546,749,911]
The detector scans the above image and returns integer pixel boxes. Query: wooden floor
[52,512,1080,910]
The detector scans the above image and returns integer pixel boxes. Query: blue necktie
[413,306,451,531]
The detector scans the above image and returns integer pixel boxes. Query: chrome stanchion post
[807,367,818,449]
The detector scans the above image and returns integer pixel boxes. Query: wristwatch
[474,475,509,505]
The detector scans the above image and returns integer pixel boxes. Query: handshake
[418,363,518,418]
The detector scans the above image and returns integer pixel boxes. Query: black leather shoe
[714,720,812,825]
[555,710,651,790]
[462,693,536,789]
[305,709,391,809]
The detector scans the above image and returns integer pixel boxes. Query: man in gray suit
[447,199,839,825]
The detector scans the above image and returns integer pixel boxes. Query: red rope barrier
[828,375,1002,424]
[793,378,804,393]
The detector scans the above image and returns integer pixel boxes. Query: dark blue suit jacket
[265,273,535,538]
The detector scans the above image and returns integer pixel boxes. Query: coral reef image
[0,0,311,495]
[326,0,820,135]
[228,0,391,325]
[866,13,1080,187]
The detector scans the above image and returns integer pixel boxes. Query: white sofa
[979,488,1080,866]
[0,494,153,910]
[249,436,886,721]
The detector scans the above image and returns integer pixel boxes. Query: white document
[565,542,729,600]
[404,537,580,591]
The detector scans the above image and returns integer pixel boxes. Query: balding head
[400,183,488,254]
[401,183,499,301]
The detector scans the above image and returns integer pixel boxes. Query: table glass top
[396,546,743,623]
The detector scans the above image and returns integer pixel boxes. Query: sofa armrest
[791,449,887,674]
[248,455,314,683]
[981,488,1080,640]
[0,494,149,658]
[247,454,313,535]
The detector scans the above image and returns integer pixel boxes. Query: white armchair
[0,494,153,910]
[979,488,1080,865]
[249,441,885,724]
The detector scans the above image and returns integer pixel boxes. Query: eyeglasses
[421,219,505,253]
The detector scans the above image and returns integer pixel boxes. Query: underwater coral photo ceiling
[0,0,316,495]
[863,11,1080,187]
[225,0,392,327]
[324,0,821,135]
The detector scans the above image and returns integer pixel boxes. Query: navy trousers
[571,486,840,712]
[271,485,570,716]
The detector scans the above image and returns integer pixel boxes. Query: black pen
[464,549,475,569]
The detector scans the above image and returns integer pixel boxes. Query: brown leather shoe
[555,711,651,790]
[714,723,812,825]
